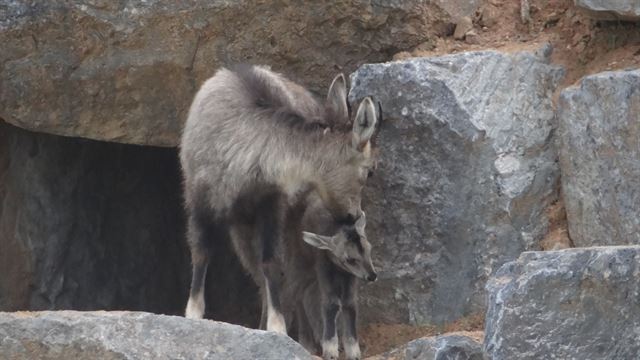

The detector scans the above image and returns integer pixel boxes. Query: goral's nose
[367,273,377,282]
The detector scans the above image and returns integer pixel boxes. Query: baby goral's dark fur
[279,197,377,360]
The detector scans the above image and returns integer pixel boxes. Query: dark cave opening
[0,121,259,327]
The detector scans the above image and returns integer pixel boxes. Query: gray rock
[575,0,640,21]
[484,246,640,360]
[0,311,312,359]
[558,69,640,247]
[0,122,258,326]
[369,334,483,360]
[0,0,458,146]
[349,50,564,325]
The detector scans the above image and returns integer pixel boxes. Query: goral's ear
[302,232,335,251]
[352,97,379,152]
[326,74,349,127]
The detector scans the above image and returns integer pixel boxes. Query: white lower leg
[343,336,361,360]
[265,286,287,334]
[322,335,339,360]
[185,291,205,319]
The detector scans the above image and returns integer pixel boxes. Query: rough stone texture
[558,69,640,247]
[453,16,473,40]
[0,311,312,360]
[0,122,259,326]
[0,0,462,146]
[575,0,640,21]
[438,0,482,21]
[349,50,564,325]
[368,334,483,360]
[485,246,640,360]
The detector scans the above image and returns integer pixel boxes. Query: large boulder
[368,333,483,360]
[484,246,640,360]
[0,311,312,359]
[349,49,564,325]
[0,0,467,146]
[558,69,640,247]
[0,122,258,326]
[575,0,640,21]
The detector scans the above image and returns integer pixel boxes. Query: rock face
[349,50,564,325]
[485,246,640,360]
[0,311,312,359]
[558,70,640,247]
[439,0,482,22]
[0,0,464,146]
[0,122,259,326]
[369,334,483,360]
[575,0,640,20]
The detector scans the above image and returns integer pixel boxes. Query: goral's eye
[346,258,357,266]
[367,170,374,178]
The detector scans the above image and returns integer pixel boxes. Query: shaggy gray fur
[179,63,380,345]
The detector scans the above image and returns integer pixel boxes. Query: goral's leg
[257,190,287,334]
[321,299,341,360]
[341,302,361,360]
[185,214,210,319]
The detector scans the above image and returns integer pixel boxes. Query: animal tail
[231,64,293,111]
[230,64,327,132]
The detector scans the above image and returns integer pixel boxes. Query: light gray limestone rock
[349,49,564,325]
[485,246,640,360]
[575,0,640,21]
[558,69,640,246]
[0,311,312,360]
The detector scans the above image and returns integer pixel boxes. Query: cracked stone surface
[558,69,640,247]
[485,246,640,360]
[0,0,470,146]
[0,311,312,360]
[349,49,564,325]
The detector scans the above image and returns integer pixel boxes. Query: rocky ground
[1,0,640,359]
[361,315,484,356]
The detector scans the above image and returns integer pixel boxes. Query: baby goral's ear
[302,232,336,251]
